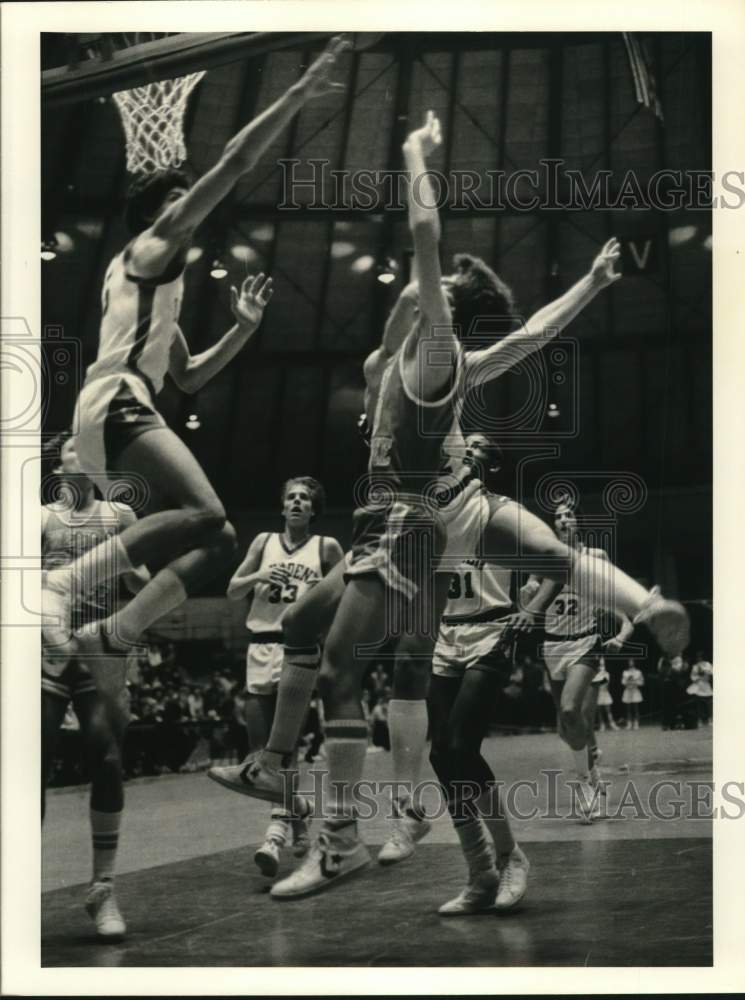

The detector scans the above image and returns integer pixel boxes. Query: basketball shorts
[245,639,284,695]
[73,373,165,484]
[543,633,602,683]
[432,614,515,680]
[345,499,447,601]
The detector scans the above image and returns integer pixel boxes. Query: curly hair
[450,253,517,349]
[124,168,193,236]
[281,476,326,520]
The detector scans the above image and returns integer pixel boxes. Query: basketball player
[522,499,635,822]
[41,36,351,685]
[226,477,343,877]
[269,111,687,899]
[41,432,149,940]
[429,432,534,914]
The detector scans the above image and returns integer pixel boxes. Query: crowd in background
[49,638,713,789]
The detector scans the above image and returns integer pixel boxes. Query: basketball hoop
[108,33,205,175]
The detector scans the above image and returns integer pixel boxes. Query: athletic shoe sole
[207,768,286,805]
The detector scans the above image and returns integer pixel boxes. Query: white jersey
[544,546,605,640]
[84,245,185,396]
[442,558,513,624]
[245,533,324,636]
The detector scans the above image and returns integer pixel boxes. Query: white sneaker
[85,880,126,940]
[633,590,690,656]
[270,831,371,899]
[495,846,530,910]
[254,837,283,878]
[378,803,431,866]
[438,869,499,916]
[208,751,295,808]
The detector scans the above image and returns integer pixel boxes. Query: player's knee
[282,603,313,648]
[559,704,581,732]
[212,520,237,558]
[187,499,226,539]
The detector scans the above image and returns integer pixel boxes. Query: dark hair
[450,254,516,349]
[124,168,192,235]
[281,476,326,520]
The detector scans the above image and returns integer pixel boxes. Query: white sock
[48,535,133,596]
[388,699,428,811]
[322,720,368,833]
[570,550,649,619]
[476,785,515,857]
[453,816,496,878]
[103,567,187,647]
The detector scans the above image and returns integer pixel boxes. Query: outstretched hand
[301,35,351,99]
[230,273,274,328]
[405,109,443,158]
[590,237,623,288]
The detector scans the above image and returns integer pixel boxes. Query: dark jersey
[368,336,461,498]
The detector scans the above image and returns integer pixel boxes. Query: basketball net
[112,72,205,175]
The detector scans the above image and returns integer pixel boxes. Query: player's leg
[551,662,603,822]
[41,687,69,820]
[44,427,235,655]
[208,559,347,801]
[74,686,128,940]
[378,625,436,865]
[270,575,401,898]
[483,501,688,653]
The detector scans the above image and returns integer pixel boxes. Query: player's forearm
[180,322,258,393]
[403,138,441,242]
[467,270,605,385]
[223,81,310,174]
[227,571,261,601]
[522,270,605,341]
[523,577,563,615]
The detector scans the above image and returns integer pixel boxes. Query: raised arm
[131,36,349,274]
[400,111,458,401]
[169,274,273,394]
[464,238,622,386]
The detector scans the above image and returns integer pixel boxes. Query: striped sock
[264,644,321,767]
[322,720,368,833]
[90,808,121,882]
